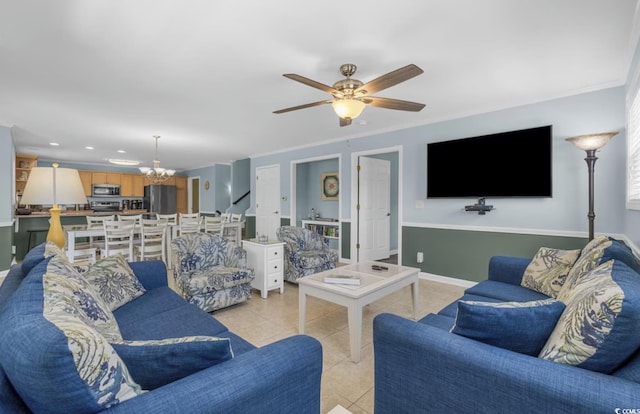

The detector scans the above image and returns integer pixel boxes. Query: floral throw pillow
[77,254,146,311]
[521,247,580,298]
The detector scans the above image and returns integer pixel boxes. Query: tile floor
[206,274,465,414]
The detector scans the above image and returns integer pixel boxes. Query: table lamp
[20,163,88,248]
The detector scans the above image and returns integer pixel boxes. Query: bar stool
[27,228,49,250]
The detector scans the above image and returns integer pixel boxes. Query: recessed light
[117,150,126,153]
[108,159,140,166]
[49,142,59,146]
[85,146,94,150]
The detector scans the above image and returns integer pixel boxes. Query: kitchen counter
[13,209,148,261]
[15,209,148,218]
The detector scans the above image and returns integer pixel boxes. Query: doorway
[189,177,200,214]
[350,146,401,264]
[255,164,281,240]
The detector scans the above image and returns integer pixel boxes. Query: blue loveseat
[374,236,640,413]
[0,242,322,413]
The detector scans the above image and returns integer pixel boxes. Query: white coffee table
[298,261,420,363]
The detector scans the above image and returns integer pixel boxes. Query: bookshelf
[301,220,340,239]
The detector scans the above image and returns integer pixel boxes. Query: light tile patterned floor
[207,275,465,414]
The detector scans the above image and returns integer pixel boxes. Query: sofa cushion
[520,247,580,298]
[21,241,63,275]
[539,260,640,373]
[418,313,456,331]
[559,236,640,302]
[438,293,505,317]
[111,336,234,390]
[76,254,146,311]
[0,259,142,413]
[464,280,550,303]
[187,266,254,291]
[451,298,565,356]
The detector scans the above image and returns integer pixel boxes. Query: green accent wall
[14,216,88,261]
[402,226,587,282]
[341,221,350,260]
[0,225,13,270]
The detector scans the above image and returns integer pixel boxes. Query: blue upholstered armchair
[171,232,254,312]
[277,226,338,283]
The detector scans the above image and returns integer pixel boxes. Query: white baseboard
[420,272,477,288]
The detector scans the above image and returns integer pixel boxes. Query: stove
[90,201,121,212]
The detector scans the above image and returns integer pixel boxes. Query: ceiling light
[118,150,126,153]
[49,142,59,146]
[108,159,140,166]
[85,146,94,150]
[332,99,366,120]
[139,135,175,184]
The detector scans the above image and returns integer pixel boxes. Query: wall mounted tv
[427,125,552,198]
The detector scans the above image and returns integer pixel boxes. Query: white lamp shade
[332,99,366,119]
[20,167,87,205]
[566,131,618,151]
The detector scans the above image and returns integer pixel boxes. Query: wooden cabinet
[175,176,188,214]
[15,154,38,198]
[78,171,92,196]
[91,172,121,185]
[118,174,145,197]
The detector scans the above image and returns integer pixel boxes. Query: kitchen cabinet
[120,174,133,196]
[132,175,144,196]
[15,154,38,199]
[78,171,92,196]
[91,172,121,185]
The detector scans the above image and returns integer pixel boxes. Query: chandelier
[139,135,175,184]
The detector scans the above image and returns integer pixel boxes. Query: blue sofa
[374,236,640,413]
[0,242,322,413]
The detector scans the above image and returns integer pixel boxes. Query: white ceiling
[2,1,639,171]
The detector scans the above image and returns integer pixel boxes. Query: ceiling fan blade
[363,96,425,112]
[340,117,352,127]
[273,100,333,114]
[282,74,337,94]
[355,64,424,95]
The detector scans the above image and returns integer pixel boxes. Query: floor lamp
[20,163,88,248]
[566,131,618,241]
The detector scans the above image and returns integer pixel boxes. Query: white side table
[242,239,285,299]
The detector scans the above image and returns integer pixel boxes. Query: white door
[357,156,391,262]
[255,165,281,240]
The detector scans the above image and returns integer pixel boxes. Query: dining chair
[118,214,143,225]
[156,213,178,225]
[179,217,202,235]
[102,220,135,260]
[135,218,168,262]
[220,213,231,223]
[203,216,223,235]
[85,215,114,250]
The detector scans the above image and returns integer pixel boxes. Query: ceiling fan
[273,63,426,127]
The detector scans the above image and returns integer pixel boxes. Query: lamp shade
[20,167,87,206]
[566,131,618,151]
[332,99,366,119]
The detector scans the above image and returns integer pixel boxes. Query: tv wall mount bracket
[464,197,494,215]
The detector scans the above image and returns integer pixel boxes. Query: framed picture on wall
[321,172,339,200]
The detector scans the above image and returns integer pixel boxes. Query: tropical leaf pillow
[521,247,580,298]
[77,254,146,311]
[539,259,640,373]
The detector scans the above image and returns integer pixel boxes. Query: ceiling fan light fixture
[332,99,366,120]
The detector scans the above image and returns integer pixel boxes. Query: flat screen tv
[427,125,552,198]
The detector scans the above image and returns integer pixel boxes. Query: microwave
[92,184,120,197]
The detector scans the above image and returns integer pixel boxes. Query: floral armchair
[171,232,254,312]
[277,226,339,283]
